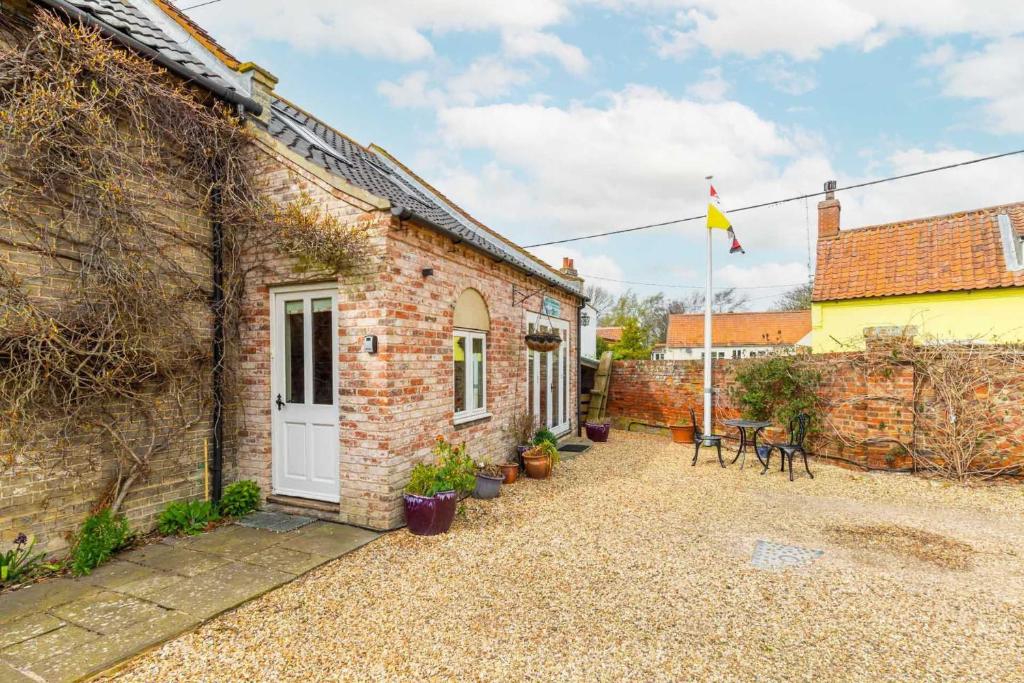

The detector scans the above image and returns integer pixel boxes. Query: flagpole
[703,175,713,442]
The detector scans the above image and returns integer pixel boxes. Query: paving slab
[0,580,100,627]
[237,510,315,533]
[128,545,230,577]
[0,660,37,683]
[0,613,65,650]
[239,545,331,576]
[143,561,294,619]
[0,518,380,682]
[178,524,286,558]
[0,624,99,670]
[24,610,199,683]
[78,561,169,591]
[50,591,167,635]
[285,522,379,557]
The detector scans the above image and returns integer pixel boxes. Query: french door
[270,286,340,503]
[526,313,570,435]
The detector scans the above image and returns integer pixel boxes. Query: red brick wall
[607,355,1023,472]
[235,136,582,530]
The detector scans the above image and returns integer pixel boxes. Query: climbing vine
[0,11,367,512]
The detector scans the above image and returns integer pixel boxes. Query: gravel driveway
[108,431,1024,682]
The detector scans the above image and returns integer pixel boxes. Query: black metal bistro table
[722,418,772,469]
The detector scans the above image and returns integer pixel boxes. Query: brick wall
[607,354,1023,472]
[233,136,582,531]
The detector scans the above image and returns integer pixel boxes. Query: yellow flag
[707,202,731,230]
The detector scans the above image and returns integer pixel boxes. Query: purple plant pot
[585,422,611,442]
[515,444,530,468]
[403,490,457,536]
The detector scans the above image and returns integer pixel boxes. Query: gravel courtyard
[108,431,1024,682]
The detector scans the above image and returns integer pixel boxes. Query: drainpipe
[210,176,225,503]
[576,300,583,436]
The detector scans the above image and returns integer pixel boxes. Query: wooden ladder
[586,351,613,423]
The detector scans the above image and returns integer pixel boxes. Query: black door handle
[275,394,285,410]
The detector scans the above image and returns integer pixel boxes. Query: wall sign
[541,296,561,318]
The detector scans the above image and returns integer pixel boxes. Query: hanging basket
[525,332,561,352]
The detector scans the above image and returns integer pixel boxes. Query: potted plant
[522,441,560,479]
[525,331,561,352]
[473,455,504,499]
[584,421,611,442]
[669,424,695,444]
[533,426,557,447]
[503,411,536,465]
[403,436,476,536]
[500,458,519,484]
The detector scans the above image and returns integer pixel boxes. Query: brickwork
[607,355,1023,472]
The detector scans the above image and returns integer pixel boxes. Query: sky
[184,0,1024,309]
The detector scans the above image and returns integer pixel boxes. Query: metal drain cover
[237,511,314,533]
[751,540,824,570]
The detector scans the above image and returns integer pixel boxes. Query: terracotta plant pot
[669,425,695,444]
[403,490,457,536]
[500,463,519,484]
[522,453,552,479]
[585,422,611,442]
[473,473,503,499]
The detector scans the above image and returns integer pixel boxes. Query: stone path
[0,519,379,682]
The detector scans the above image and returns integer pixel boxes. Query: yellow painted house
[810,184,1024,352]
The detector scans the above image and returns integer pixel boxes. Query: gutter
[391,205,582,299]
[38,0,263,116]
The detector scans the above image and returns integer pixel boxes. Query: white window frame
[454,329,488,424]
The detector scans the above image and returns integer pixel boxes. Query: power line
[581,273,804,291]
[525,147,1024,247]
[179,0,226,10]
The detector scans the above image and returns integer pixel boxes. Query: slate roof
[268,100,582,295]
[55,0,582,296]
[813,202,1024,302]
[63,0,240,90]
[666,311,811,347]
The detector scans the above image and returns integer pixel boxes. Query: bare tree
[771,282,813,311]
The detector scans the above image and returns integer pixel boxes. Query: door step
[266,494,341,522]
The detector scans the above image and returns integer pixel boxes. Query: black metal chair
[763,413,812,481]
[689,407,726,468]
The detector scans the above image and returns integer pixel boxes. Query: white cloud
[378,57,532,108]
[937,37,1024,133]
[187,0,572,61]
[717,262,809,291]
[530,247,627,293]
[756,60,817,96]
[685,67,730,101]
[644,0,1024,62]
[917,43,956,67]
[502,30,590,74]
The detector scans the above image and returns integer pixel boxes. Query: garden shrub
[157,500,219,536]
[218,480,261,517]
[732,355,821,427]
[533,427,557,447]
[71,508,131,576]
[405,437,476,497]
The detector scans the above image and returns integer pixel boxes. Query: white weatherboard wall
[581,303,598,361]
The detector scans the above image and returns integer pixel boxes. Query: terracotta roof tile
[666,311,810,347]
[813,202,1024,302]
[597,326,623,342]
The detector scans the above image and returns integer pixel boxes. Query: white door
[527,313,570,435]
[271,287,340,502]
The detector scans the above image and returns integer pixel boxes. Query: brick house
[663,310,812,360]
[1,0,584,544]
[811,181,1024,352]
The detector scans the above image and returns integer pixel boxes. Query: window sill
[454,411,492,427]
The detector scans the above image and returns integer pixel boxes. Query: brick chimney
[237,62,278,127]
[817,179,840,239]
[560,257,578,277]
